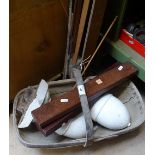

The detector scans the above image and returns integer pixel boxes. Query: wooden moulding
[32,63,137,136]
[38,107,82,136]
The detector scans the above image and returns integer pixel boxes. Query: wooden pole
[72,0,90,65]
[82,16,118,76]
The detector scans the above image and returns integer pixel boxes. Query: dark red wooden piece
[32,63,137,131]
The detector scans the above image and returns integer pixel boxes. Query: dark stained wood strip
[38,107,82,136]
[70,0,83,58]
[32,63,137,128]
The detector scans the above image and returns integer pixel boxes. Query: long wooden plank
[33,64,120,136]
[32,63,137,128]
[71,0,90,65]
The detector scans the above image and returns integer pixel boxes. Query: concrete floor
[9,114,144,155]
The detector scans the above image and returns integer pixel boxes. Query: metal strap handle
[72,67,94,147]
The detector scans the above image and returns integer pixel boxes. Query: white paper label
[96,79,103,85]
[118,65,123,71]
[77,85,86,95]
[60,99,69,103]
[129,40,134,44]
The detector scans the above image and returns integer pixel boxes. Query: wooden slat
[71,0,90,65]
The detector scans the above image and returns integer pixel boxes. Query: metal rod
[63,0,73,79]
[81,0,96,63]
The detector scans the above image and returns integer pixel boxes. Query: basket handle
[72,67,94,147]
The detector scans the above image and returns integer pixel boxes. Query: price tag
[96,79,103,85]
[60,99,69,103]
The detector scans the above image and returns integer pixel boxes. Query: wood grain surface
[32,63,137,132]
[10,0,68,99]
